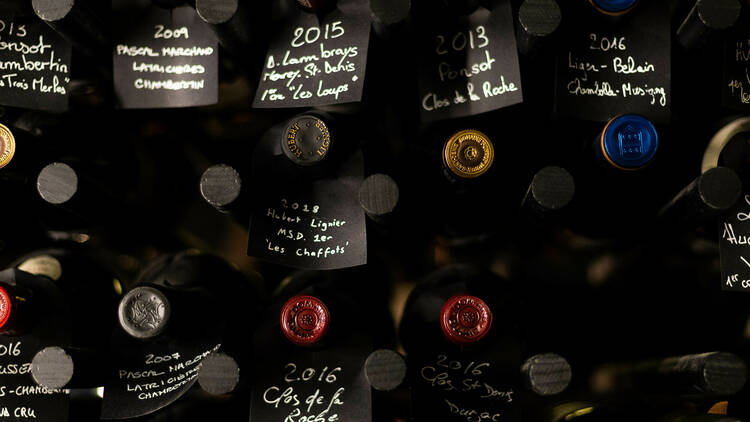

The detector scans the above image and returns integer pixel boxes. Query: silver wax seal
[118,286,171,339]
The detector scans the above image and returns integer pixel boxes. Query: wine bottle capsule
[440,294,493,344]
[280,294,330,346]
[0,281,32,336]
[0,284,13,332]
[595,114,658,171]
[588,0,638,16]
[442,129,495,179]
[117,286,172,340]
[281,114,332,167]
[0,123,16,169]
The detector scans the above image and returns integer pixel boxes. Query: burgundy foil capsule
[0,285,11,331]
[440,295,492,344]
[280,295,330,346]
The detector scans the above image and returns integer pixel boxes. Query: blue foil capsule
[597,114,658,170]
[590,0,638,14]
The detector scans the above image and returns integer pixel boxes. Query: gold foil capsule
[0,123,16,169]
[443,129,494,179]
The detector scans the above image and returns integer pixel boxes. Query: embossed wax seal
[118,286,171,339]
[0,285,11,331]
[440,294,492,344]
[443,130,494,179]
[280,294,329,346]
[281,115,332,166]
[0,123,16,170]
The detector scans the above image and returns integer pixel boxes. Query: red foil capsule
[441,294,492,344]
[0,285,12,331]
[281,295,330,346]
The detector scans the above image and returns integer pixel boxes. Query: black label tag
[554,2,670,123]
[409,350,519,422]
[249,335,372,422]
[252,0,371,108]
[112,4,218,109]
[0,336,70,422]
[101,332,221,419]
[722,9,750,112]
[247,143,366,270]
[0,16,71,112]
[416,3,522,123]
[720,193,750,292]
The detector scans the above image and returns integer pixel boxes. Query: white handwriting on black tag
[252,0,371,108]
[0,337,70,422]
[555,2,670,123]
[720,193,750,292]
[416,2,522,122]
[0,16,71,112]
[722,10,750,112]
[112,5,218,108]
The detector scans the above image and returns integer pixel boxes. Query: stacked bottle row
[0,246,748,421]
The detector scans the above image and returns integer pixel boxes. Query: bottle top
[599,114,658,170]
[280,294,330,346]
[118,286,171,339]
[443,129,494,179]
[440,294,492,344]
[282,115,332,166]
[519,0,562,37]
[522,353,572,396]
[31,346,73,389]
[589,0,637,15]
[0,284,11,331]
[696,0,742,30]
[0,123,16,170]
[37,162,78,204]
[198,352,240,395]
[200,164,242,208]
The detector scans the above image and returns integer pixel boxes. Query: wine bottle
[590,352,747,399]
[516,0,562,56]
[12,247,121,349]
[658,166,742,227]
[565,114,663,237]
[358,173,400,225]
[399,264,525,422]
[195,0,257,59]
[676,0,742,50]
[199,163,248,224]
[31,0,109,56]
[116,251,256,341]
[102,251,260,419]
[248,266,398,422]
